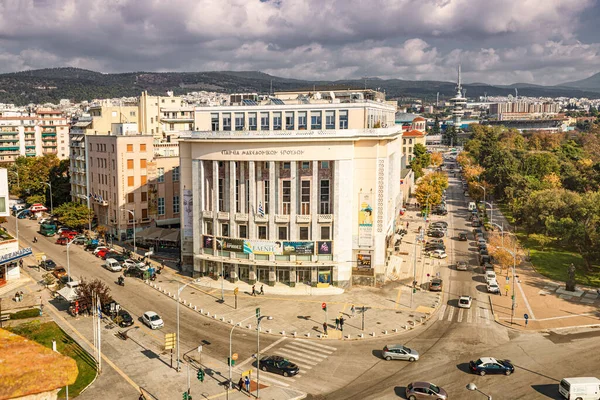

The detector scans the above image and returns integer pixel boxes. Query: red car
[56,237,68,245]
[96,249,110,258]
[60,230,78,239]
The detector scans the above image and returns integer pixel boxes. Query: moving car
[41,259,57,271]
[382,344,419,362]
[429,278,443,292]
[142,311,164,330]
[456,261,468,271]
[427,249,447,259]
[115,310,134,327]
[259,355,299,377]
[29,203,48,213]
[55,237,69,245]
[458,295,472,309]
[406,382,448,400]
[487,280,500,294]
[122,259,144,269]
[485,271,497,284]
[431,221,448,228]
[559,377,600,400]
[427,239,444,245]
[104,258,123,272]
[458,232,468,241]
[469,357,515,376]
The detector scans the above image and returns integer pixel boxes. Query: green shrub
[10,308,41,320]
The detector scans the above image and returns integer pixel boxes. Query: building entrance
[276,268,290,284]
[257,267,269,283]
[296,268,311,284]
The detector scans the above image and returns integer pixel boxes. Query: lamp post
[466,382,492,399]
[66,237,77,283]
[482,201,493,226]
[491,222,504,247]
[40,181,53,215]
[228,314,256,400]
[256,314,273,399]
[176,279,201,372]
[120,208,136,255]
[475,183,486,211]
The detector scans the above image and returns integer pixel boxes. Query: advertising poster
[358,193,374,247]
[215,237,245,252]
[317,241,332,255]
[357,253,372,269]
[243,240,283,255]
[282,241,315,255]
[202,235,214,249]
[183,189,193,239]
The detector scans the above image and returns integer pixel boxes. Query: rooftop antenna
[436,92,439,107]
[270,79,273,95]
[457,64,462,90]
[515,88,518,100]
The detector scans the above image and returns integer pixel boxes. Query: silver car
[382,344,419,361]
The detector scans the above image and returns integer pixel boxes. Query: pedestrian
[252,285,256,296]
[259,284,264,295]
[19,259,23,268]
[244,376,250,392]
[339,317,345,332]
[322,322,328,336]
[335,317,340,330]
[33,236,37,243]
[238,377,244,391]
[139,393,146,400]
[351,305,355,318]
[406,221,409,229]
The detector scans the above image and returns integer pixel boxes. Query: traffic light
[227,357,235,366]
[322,302,327,312]
[197,368,205,382]
[183,392,192,400]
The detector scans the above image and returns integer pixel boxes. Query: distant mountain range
[1,67,600,106]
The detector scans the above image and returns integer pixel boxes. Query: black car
[41,259,57,271]
[433,209,448,216]
[425,244,446,251]
[469,357,515,376]
[428,231,444,238]
[259,356,299,377]
[431,222,448,228]
[103,253,126,262]
[458,232,468,241]
[115,310,134,327]
[124,266,146,279]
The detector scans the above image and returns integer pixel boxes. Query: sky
[0,0,598,85]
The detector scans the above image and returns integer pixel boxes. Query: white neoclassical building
[179,90,414,288]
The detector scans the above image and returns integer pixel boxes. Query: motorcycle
[117,276,125,286]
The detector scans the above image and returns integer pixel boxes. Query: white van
[485,270,497,284]
[468,202,477,211]
[559,377,600,399]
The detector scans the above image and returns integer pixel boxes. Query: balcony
[42,133,56,137]
[254,214,268,223]
[296,214,311,223]
[202,210,213,219]
[217,211,229,220]
[275,214,289,223]
[235,213,249,222]
[318,214,334,223]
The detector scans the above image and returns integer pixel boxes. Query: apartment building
[0,109,69,162]
[179,90,413,288]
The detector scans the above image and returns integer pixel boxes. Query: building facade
[180,91,411,288]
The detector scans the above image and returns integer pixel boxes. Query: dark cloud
[0,0,597,84]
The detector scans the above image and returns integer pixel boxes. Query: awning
[155,217,180,227]
[160,230,180,243]
[0,248,32,265]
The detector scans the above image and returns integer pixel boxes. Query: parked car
[427,249,447,259]
[52,267,67,280]
[469,357,515,376]
[428,230,444,238]
[382,344,419,361]
[115,310,134,328]
[259,355,299,377]
[456,261,468,271]
[472,220,481,227]
[124,265,147,279]
[41,259,57,271]
[93,246,111,255]
[55,237,69,245]
[483,263,494,272]
[142,311,164,330]
[96,249,110,259]
[103,253,126,263]
[431,221,448,228]
[72,235,88,245]
[485,271,497,284]
[38,217,54,225]
[458,232,468,241]
[104,258,123,272]
[458,295,472,309]
[425,244,446,251]
[427,239,444,245]
[29,203,48,213]
[480,255,491,266]
[122,259,142,269]
[559,377,600,400]
[406,382,448,400]
[429,278,443,292]
[487,280,500,294]
[477,243,488,251]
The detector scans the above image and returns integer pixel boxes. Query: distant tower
[450,65,467,127]
[436,92,439,107]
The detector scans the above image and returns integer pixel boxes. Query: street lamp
[40,181,53,215]
[256,315,273,399]
[120,208,136,255]
[466,382,492,399]
[176,278,201,372]
[482,201,493,226]
[229,314,256,399]
[66,237,77,283]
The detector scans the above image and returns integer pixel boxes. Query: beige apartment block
[140,91,189,140]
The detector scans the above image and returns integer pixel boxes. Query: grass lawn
[8,321,97,398]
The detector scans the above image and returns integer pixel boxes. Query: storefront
[276,267,290,284]
[0,246,31,287]
[257,267,269,283]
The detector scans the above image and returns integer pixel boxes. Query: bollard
[292,332,296,337]
[281,330,285,335]
[168,292,171,297]
[229,319,234,324]
[188,303,192,308]
[267,328,271,333]
[384,330,388,335]
[236,322,241,327]
[359,333,364,338]
[200,309,204,314]
[194,306,197,311]
[403,325,408,330]
[257,327,262,332]
[306,333,311,337]
[183,300,186,305]
[221,317,225,322]
[247,324,252,329]
[393,328,398,333]
[371,332,376,337]
[213,315,217,319]
[206,312,210,317]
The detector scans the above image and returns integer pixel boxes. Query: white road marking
[277,347,326,362]
[483,308,490,325]
[457,308,464,323]
[293,339,337,351]
[237,336,287,369]
[253,371,292,386]
[447,306,454,322]
[467,309,472,323]
[276,349,321,365]
[439,305,447,321]
[288,341,334,354]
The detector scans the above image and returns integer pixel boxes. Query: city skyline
[0,0,598,85]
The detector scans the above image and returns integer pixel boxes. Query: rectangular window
[234,112,245,130]
[264,180,270,214]
[157,168,165,183]
[311,111,322,129]
[211,113,219,131]
[285,111,294,130]
[278,226,288,240]
[141,192,148,202]
[222,113,231,131]
[248,112,257,131]
[325,110,335,129]
[127,193,134,203]
[235,179,240,213]
[298,111,307,129]
[320,179,330,214]
[321,226,331,240]
[218,178,224,210]
[158,197,165,215]
[141,175,147,185]
[283,162,290,169]
[128,176,134,187]
[301,180,310,215]
[339,110,348,129]
[273,112,282,130]
[222,223,229,237]
[127,144,133,152]
[173,166,179,182]
[260,112,270,130]
[282,180,291,215]
[140,159,147,169]
[258,226,267,239]
[299,226,309,240]
[140,144,146,152]
[239,225,248,239]
[321,161,330,169]
[142,209,148,219]
[127,159,134,169]
[173,195,180,213]
[205,221,213,235]
[301,161,310,169]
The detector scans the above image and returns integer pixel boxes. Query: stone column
[290,161,297,239]
[249,264,257,284]
[240,161,246,213]
[311,267,318,287]
[289,267,297,287]
[268,161,276,239]
[192,160,202,256]
[212,160,218,236]
[269,266,276,286]
[229,161,236,235]
[249,161,256,238]
[230,264,238,283]
[311,160,319,240]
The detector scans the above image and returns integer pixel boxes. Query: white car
[487,280,500,294]
[104,258,123,272]
[456,261,468,271]
[458,296,472,308]
[142,311,164,330]
[485,271,497,284]
[29,203,48,213]
[428,249,448,259]
[122,259,149,271]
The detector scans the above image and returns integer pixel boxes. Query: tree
[53,202,94,229]
[409,159,424,179]
[432,116,440,134]
[413,143,427,159]
[430,152,443,168]
[8,155,70,206]
[76,278,113,309]
[415,181,442,210]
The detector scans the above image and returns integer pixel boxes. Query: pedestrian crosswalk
[251,339,337,387]
[438,304,492,325]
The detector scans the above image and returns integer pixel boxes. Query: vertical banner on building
[183,189,193,239]
[358,193,374,247]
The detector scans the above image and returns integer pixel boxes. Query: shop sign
[316,241,332,255]
[282,241,314,255]
[243,240,283,255]
[0,247,32,264]
[216,237,244,252]
[202,235,214,249]
[357,253,372,269]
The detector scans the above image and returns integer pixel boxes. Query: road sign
[256,307,260,318]
[506,276,509,282]
[241,369,252,377]
[234,287,239,295]
[504,284,510,292]
[165,333,176,350]
[232,353,239,361]
[524,313,529,320]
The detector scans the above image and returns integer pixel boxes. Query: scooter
[117,276,125,286]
